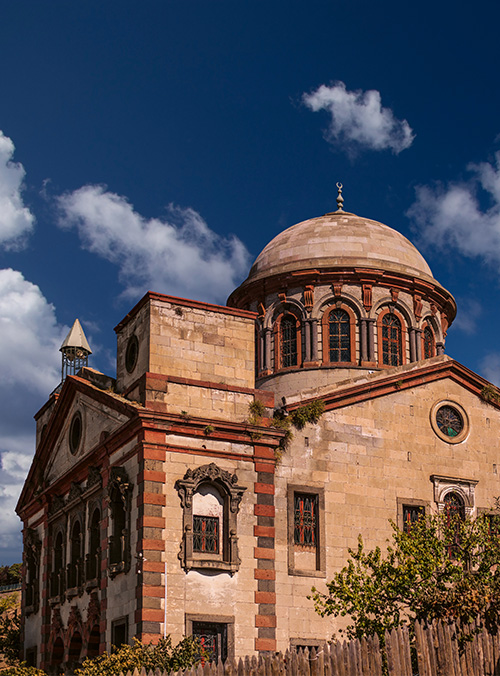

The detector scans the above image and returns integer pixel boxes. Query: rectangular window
[294,494,317,546]
[191,621,228,664]
[287,485,325,577]
[111,617,128,650]
[402,504,425,533]
[193,515,219,553]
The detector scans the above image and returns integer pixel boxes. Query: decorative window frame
[107,467,133,579]
[185,613,234,664]
[49,523,67,604]
[321,304,357,366]
[377,307,407,368]
[396,497,430,532]
[273,311,302,371]
[287,484,326,577]
[430,400,469,444]
[431,474,478,517]
[175,463,246,575]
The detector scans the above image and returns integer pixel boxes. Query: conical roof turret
[60,319,92,355]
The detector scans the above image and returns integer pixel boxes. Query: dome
[247,211,435,285]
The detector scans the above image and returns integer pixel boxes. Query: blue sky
[1,0,500,563]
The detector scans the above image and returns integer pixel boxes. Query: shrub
[76,635,202,676]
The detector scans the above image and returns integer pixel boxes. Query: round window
[69,412,82,454]
[430,400,469,443]
[436,405,464,438]
[125,335,139,373]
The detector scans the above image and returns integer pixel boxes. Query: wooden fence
[113,620,500,676]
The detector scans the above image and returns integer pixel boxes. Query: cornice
[285,357,496,413]
[227,266,457,323]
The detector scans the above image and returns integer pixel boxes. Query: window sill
[288,567,326,578]
[185,558,239,575]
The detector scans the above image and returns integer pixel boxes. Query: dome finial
[336,182,344,212]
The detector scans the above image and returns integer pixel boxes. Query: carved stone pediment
[175,462,246,513]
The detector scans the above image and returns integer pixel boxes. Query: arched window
[68,520,83,591]
[274,313,301,370]
[380,312,403,366]
[281,315,298,367]
[444,491,465,522]
[175,463,246,574]
[107,467,133,578]
[322,306,355,364]
[86,507,101,584]
[423,325,435,359]
[50,531,65,599]
[444,491,465,557]
[193,484,223,555]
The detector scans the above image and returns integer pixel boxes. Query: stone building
[16,196,500,672]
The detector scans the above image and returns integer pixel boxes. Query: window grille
[423,326,434,358]
[294,494,317,546]
[402,504,425,533]
[192,622,227,664]
[329,309,350,362]
[193,515,219,553]
[281,316,298,368]
[382,313,402,366]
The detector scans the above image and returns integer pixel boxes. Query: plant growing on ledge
[203,425,214,436]
[481,385,500,405]
[272,399,325,453]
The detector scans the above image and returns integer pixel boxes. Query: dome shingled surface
[247,211,436,284]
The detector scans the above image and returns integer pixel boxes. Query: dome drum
[228,210,456,393]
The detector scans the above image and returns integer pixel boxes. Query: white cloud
[303,81,414,155]
[408,151,500,264]
[480,352,500,387]
[452,298,482,335]
[0,131,35,249]
[0,269,66,562]
[57,185,251,304]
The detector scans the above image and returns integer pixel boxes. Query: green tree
[76,635,202,676]
[0,594,21,664]
[311,511,500,645]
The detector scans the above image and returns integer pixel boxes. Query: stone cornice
[227,266,457,325]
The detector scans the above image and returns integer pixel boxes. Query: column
[436,342,445,355]
[304,320,311,363]
[360,319,368,363]
[311,319,319,362]
[409,329,417,363]
[367,318,376,363]
[414,328,422,361]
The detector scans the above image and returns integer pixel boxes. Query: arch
[420,313,443,342]
[68,518,83,589]
[422,321,436,359]
[86,625,100,659]
[377,308,407,367]
[50,528,65,599]
[273,311,302,371]
[265,297,305,330]
[86,505,101,582]
[321,304,357,365]
[443,491,466,521]
[311,291,365,320]
[50,637,64,672]
[68,631,83,667]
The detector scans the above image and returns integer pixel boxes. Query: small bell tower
[60,319,92,382]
